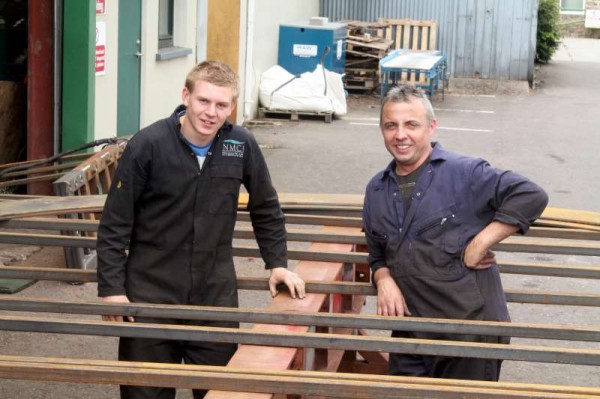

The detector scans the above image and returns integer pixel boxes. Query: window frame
[158,0,174,49]
[559,0,586,15]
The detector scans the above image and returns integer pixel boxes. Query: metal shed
[320,0,539,83]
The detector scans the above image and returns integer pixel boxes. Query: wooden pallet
[258,108,333,123]
[378,18,439,85]
[378,18,438,52]
[346,39,393,59]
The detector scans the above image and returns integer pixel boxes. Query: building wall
[240,0,320,121]
[93,0,200,140]
[560,0,600,38]
[94,0,118,140]
[140,0,199,128]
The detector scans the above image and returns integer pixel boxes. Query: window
[560,0,585,14]
[155,0,192,61]
[158,0,174,49]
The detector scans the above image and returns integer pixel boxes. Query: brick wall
[559,0,600,38]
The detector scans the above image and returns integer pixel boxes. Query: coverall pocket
[414,206,462,270]
[208,164,243,214]
[414,207,458,240]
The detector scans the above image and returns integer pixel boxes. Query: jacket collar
[171,105,233,142]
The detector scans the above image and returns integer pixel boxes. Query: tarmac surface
[0,38,599,398]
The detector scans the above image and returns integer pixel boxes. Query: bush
[536,0,561,63]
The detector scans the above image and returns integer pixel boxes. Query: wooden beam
[1,355,599,399]
[207,231,356,398]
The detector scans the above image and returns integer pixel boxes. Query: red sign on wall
[96,0,106,15]
[95,22,106,75]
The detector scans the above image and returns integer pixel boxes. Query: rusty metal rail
[0,266,598,307]
[50,142,125,269]
[1,298,599,342]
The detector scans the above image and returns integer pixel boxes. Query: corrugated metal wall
[320,0,539,82]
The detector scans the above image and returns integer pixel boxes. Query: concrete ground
[1,38,599,397]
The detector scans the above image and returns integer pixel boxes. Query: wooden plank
[0,195,106,220]
[1,355,599,399]
[207,230,355,398]
[258,108,333,123]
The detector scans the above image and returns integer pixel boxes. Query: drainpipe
[243,0,255,121]
[196,0,208,62]
[54,0,63,155]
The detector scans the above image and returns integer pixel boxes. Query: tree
[536,0,561,63]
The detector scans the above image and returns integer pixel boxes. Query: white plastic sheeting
[259,64,347,115]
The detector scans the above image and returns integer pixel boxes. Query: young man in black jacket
[97,60,305,399]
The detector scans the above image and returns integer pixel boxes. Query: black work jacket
[97,106,287,308]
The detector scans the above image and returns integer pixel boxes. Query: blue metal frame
[379,50,448,100]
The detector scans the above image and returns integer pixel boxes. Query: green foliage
[536,0,561,63]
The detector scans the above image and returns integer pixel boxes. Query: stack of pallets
[344,21,392,93]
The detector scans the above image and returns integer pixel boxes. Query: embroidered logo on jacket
[222,139,245,158]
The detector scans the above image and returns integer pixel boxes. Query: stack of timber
[0,153,91,193]
[344,21,392,93]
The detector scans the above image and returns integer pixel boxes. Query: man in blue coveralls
[363,84,548,380]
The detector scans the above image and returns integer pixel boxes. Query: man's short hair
[380,85,435,126]
[185,60,240,100]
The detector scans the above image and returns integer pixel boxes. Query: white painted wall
[140,0,199,128]
[238,0,321,122]
[94,0,320,134]
[94,0,119,140]
[94,0,202,138]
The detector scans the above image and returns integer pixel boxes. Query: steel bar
[3,230,600,259]
[0,267,598,307]
[7,213,599,235]
[1,297,599,342]
[1,356,597,399]
[0,173,66,188]
[495,237,600,256]
[498,261,600,279]
[0,232,96,248]
[3,218,600,244]
[505,290,600,307]
[3,232,600,278]
[0,161,80,179]
[238,211,365,227]
[0,315,599,365]
[0,217,100,232]
[526,227,600,241]
[0,153,92,170]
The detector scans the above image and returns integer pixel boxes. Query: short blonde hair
[185,60,239,100]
